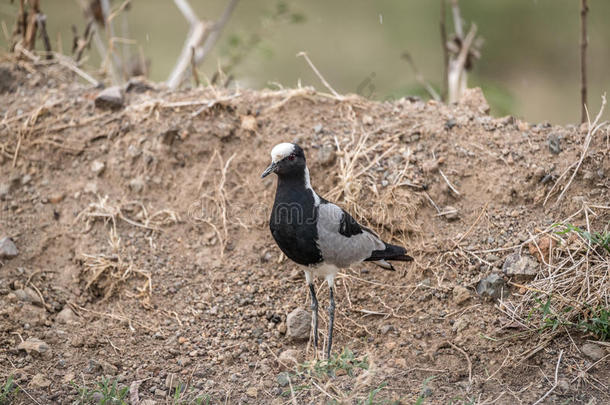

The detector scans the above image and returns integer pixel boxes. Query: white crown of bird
[271,143,296,163]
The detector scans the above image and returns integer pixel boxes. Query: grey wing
[316,202,384,268]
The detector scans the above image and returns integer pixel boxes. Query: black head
[261,143,307,178]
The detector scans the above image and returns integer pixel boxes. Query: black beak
[261,162,277,178]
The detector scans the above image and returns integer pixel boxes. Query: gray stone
[286,308,311,340]
[91,160,105,176]
[13,287,41,305]
[476,274,509,299]
[503,253,538,280]
[0,237,18,259]
[548,133,561,154]
[276,372,290,387]
[95,86,124,110]
[581,343,605,361]
[278,349,300,369]
[379,324,395,335]
[313,123,323,134]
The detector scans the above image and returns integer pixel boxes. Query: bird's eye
[287,154,296,161]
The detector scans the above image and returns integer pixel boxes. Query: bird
[261,142,413,359]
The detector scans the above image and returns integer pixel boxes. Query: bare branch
[440,0,448,101]
[580,0,589,123]
[297,51,341,99]
[192,0,240,69]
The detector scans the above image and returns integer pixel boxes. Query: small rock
[17,338,50,357]
[442,206,459,221]
[126,78,154,93]
[48,192,65,204]
[240,115,257,133]
[444,119,456,130]
[84,182,98,194]
[452,286,471,305]
[246,386,258,397]
[30,373,51,389]
[261,252,273,263]
[362,115,374,125]
[452,317,468,333]
[379,324,395,335]
[99,360,118,375]
[276,372,290,387]
[502,253,538,281]
[278,349,301,369]
[317,145,336,166]
[56,307,77,324]
[422,159,439,173]
[21,174,32,185]
[165,373,182,390]
[154,388,166,398]
[581,343,605,361]
[476,274,509,299]
[313,123,323,134]
[91,160,105,176]
[286,308,311,340]
[547,133,561,154]
[95,86,124,110]
[13,287,41,305]
[0,237,18,259]
[129,176,146,193]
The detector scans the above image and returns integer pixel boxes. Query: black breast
[269,182,323,266]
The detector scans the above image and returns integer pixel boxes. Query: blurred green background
[1,0,609,124]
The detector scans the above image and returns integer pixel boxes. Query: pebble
[547,133,561,154]
[56,307,77,324]
[286,308,311,340]
[442,206,459,221]
[95,86,124,110]
[452,286,471,305]
[476,274,509,299]
[278,349,301,369]
[129,176,146,193]
[165,373,182,389]
[581,343,605,361]
[276,372,290,387]
[17,338,50,357]
[48,192,65,204]
[30,373,51,389]
[313,123,323,134]
[246,387,258,397]
[0,237,18,259]
[13,287,42,305]
[502,253,538,280]
[91,160,105,176]
[379,324,395,335]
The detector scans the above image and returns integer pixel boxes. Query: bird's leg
[326,286,335,360]
[309,283,319,350]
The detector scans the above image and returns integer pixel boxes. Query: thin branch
[450,0,463,39]
[580,0,589,123]
[532,350,563,405]
[297,51,341,99]
[192,0,240,67]
[402,52,441,101]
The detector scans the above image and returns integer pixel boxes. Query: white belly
[304,263,339,287]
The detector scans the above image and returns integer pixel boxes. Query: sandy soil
[0,60,609,404]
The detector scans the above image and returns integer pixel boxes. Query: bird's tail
[365,243,413,271]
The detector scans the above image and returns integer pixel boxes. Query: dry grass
[498,203,610,357]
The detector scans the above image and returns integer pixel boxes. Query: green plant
[71,377,129,405]
[579,306,610,341]
[361,382,387,405]
[299,347,369,378]
[555,223,610,254]
[414,376,435,405]
[0,376,19,405]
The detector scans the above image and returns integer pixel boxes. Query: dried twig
[532,350,563,405]
[297,51,342,99]
[549,94,606,206]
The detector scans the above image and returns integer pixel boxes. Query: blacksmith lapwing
[262,142,413,358]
